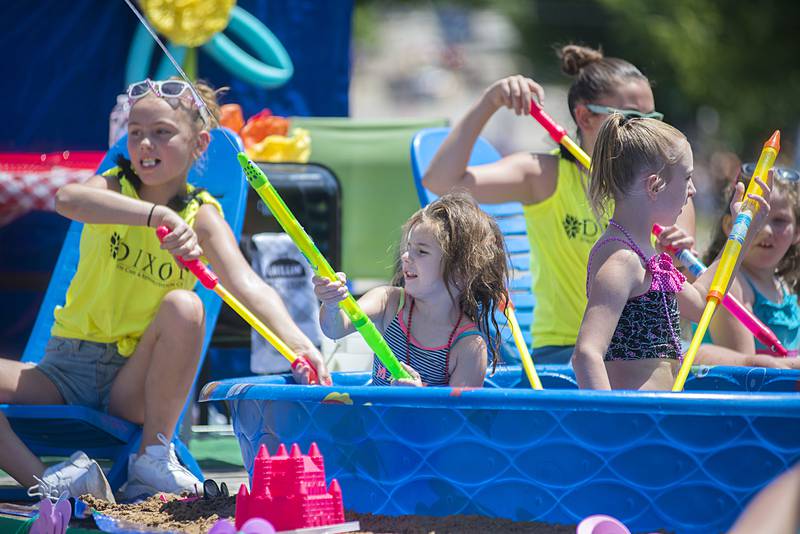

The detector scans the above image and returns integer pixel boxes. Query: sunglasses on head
[741,162,800,183]
[585,103,664,121]
[126,78,209,122]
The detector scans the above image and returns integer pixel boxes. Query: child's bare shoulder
[381,286,405,310]
[588,242,645,295]
[591,240,643,273]
[451,331,487,353]
[366,285,405,330]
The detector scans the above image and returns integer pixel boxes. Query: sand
[80,495,578,533]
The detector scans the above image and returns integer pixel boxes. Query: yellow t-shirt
[523,153,610,348]
[51,167,222,356]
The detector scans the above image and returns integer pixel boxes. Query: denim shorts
[36,336,127,411]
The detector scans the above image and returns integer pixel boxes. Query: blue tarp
[0,0,352,151]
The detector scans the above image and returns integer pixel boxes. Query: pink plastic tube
[653,224,787,356]
[155,227,219,289]
[529,101,567,143]
[529,101,592,169]
[155,226,325,384]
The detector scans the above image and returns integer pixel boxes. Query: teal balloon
[202,6,293,88]
[125,6,293,89]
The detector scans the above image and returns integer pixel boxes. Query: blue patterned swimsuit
[743,275,800,357]
[587,220,686,361]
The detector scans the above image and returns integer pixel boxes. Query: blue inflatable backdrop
[0,0,352,152]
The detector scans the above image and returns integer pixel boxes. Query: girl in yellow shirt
[0,79,329,500]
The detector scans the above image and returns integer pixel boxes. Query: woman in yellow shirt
[423,44,696,364]
[0,79,329,501]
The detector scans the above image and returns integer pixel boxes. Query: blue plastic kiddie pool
[200,365,800,534]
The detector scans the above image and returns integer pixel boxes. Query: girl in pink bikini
[313,192,508,387]
[572,115,771,390]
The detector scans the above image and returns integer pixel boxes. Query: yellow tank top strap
[396,287,405,315]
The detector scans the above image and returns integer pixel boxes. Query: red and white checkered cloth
[0,152,104,227]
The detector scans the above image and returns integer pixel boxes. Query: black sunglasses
[203,479,229,499]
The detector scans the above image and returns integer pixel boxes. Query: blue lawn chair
[410,127,534,361]
[0,128,247,498]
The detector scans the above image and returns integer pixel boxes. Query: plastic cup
[576,514,631,534]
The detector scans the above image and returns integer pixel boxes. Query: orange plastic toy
[219,104,245,133]
[240,109,290,149]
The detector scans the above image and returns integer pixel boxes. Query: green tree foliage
[503,0,800,156]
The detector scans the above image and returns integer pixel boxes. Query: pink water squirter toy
[652,224,788,356]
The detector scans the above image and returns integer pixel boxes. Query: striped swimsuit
[372,290,482,386]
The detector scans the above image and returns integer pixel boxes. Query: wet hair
[703,170,800,294]
[557,44,651,163]
[589,114,687,219]
[392,192,509,368]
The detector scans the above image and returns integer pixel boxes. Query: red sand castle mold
[235,442,345,532]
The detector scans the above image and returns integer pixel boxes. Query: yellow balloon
[141,0,236,47]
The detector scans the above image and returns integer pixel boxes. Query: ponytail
[589,115,686,219]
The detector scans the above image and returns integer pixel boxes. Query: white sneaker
[122,433,201,498]
[28,451,116,503]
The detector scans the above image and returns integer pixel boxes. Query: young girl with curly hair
[314,192,508,387]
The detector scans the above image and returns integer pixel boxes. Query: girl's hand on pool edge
[290,346,332,386]
[391,362,423,387]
